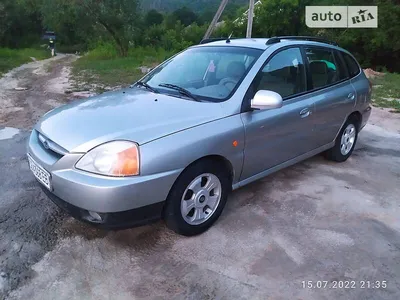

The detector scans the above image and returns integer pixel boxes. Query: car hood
[35,88,226,153]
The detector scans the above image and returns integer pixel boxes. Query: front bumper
[27,130,182,224]
[39,184,164,229]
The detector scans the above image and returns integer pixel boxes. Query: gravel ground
[0,57,399,300]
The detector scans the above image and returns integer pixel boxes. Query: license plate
[28,155,51,190]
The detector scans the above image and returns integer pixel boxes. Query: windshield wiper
[133,81,158,93]
[158,83,200,102]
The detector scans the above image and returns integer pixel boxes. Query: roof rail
[199,37,236,44]
[266,36,338,46]
[200,38,225,44]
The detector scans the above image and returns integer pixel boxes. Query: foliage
[217,0,400,71]
[40,0,93,52]
[0,47,49,75]
[0,0,43,47]
[0,0,399,72]
[315,0,400,71]
[142,21,207,52]
[370,73,400,112]
[169,7,198,27]
[75,0,141,56]
[145,9,164,26]
[140,0,248,13]
[72,45,172,88]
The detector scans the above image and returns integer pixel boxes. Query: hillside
[140,0,248,12]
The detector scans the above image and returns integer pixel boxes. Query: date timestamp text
[301,280,387,289]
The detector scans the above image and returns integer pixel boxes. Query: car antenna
[226,32,233,43]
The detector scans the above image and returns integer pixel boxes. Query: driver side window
[253,47,306,99]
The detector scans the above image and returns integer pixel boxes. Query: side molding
[232,142,334,190]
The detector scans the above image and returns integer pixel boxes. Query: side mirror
[251,90,283,110]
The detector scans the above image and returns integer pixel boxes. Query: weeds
[0,48,50,75]
[370,73,400,113]
[72,44,173,90]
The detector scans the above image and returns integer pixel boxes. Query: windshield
[142,46,262,102]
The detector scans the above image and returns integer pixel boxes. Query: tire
[164,159,231,236]
[325,117,359,162]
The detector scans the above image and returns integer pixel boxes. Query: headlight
[76,141,139,176]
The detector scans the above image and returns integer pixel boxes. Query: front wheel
[164,160,231,236]
[325,117,358,162]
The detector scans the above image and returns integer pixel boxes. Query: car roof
[197,38,270,50]
[196,38,349,54]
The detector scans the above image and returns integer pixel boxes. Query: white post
[203,0,230,40]
[246,0,255,38]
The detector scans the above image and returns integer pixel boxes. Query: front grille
[37,132,67,158]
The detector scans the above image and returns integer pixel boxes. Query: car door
[240,47,317,180]
[303,47,356,146]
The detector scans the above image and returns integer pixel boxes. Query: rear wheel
[164,160,230,236]
[325,117,358,162]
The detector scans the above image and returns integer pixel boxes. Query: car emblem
[42,140,49,149]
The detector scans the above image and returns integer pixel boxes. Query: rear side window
[305,48,342,89]
[342,53,360,78]
[334,51,349,80]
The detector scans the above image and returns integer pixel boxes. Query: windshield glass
[142,46,262,102]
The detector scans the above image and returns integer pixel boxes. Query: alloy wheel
[340,123,356,155]
[180,173,222,225]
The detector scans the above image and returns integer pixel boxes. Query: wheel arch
[164,155,234,203]
[162,154,234,221]
[334,110,363,142]
[179,155,235,186]
[347,111,362,130]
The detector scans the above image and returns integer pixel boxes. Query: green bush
[0,48,50,74]
[72,45,174,87]
[83,42,119,60]
[56,43,88,54]
[2,0,399,72]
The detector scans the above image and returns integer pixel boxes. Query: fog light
[88,211,103,222]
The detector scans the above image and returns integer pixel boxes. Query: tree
[143,24,166,47]
[41,0,93,50]
[145,9,164,26]
[199,9,214,26]
[0,0,43,47]
[171,7,198,27]
[76,0,141,56]
[251,0,310,37]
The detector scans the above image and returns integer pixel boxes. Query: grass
[370,72,400,113]
[0,48,50,75]
[72,45,174,92]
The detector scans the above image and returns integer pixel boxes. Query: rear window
[342,53,360,78]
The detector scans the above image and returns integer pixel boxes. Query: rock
[14,87,28,91]
[138,66,152,74]
[363,68,385,79]
[72,91,96,98]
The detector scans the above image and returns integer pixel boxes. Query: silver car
[27,36,372,235]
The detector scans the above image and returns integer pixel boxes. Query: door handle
[347,93,355,100]
[300,107,312,118]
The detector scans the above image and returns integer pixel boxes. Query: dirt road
[0,57,400,300]
[0,54,78,128]
[0,55,78,299]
